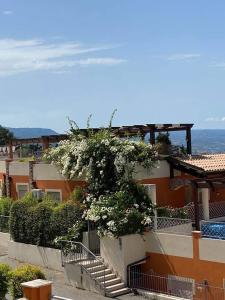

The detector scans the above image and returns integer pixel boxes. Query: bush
[9,198,84,247]
[52,201,84,236]
[0,197,13,215]
[9,264,45,299]
[10,201,29,243]
[0,264,12,299]
[70,187,85,202]
[0,197,12,232]
[156,206,188,219]
[21,192,39,206]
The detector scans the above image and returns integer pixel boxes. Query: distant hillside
[8,128,58,139]
[6,127,225,153]
[170,129,225,153]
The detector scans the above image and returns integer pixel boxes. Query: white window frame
[16,183,29,199]
[45,189,62,202]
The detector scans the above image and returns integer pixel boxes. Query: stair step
[105,282,125,292]
[107,287,130,298]
[86,264,106,272]
[78,259,103,268]
[91,268,112,278]
[96,273,116,282]
[104,278,121,287]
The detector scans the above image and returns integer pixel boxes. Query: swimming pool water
[201,222,225,240]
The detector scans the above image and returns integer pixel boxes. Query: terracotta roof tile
[175,154,225,172]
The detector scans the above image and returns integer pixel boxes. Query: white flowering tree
[45,121,158,237]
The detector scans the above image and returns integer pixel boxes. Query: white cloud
[2,10,13,15]
[167,53,201,61]
[213,62,225,68]
[0,39,126,76]
[205,117,225,122]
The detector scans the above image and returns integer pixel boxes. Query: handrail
[60,240,106,295]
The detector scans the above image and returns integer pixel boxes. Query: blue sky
[1,1,225,132]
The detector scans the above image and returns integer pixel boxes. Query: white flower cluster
[45,127,158,238]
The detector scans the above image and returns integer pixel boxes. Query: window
[16,183,29,199]
[45,189,62,202]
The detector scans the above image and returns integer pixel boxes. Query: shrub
[9,198,84,247]
[87,181,153,237]
[9,264,45,299]
[21,192,39,206]
[156,206,188,219]
[10,201,29,243]
[70,187,85,202]
[53,201,83,235]
[0,197,12,232]
[0,197,13,215]
[33,202,54,246]
[0,264,12,299]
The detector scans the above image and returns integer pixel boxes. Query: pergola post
[186,127,192,155]
[42,137,50,151]
[8,141,13,160]
[201,188,210,221]
[193,184,200,230]
[149,126,156,145]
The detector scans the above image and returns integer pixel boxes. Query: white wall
[145,232,193,258]
[2,159,175,183]
[33,163,65,180]
[8,241,63,271]
[100,234,146,281]
[0,232,10,255]
[0,161,6,173]
[156,223,193,235]
[100,232,193,282]
[9,162,29,176]
[199,238,225,263]
[134,160,180,180]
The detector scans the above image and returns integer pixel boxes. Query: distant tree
[156,132,171,145]
[0,126,14,146]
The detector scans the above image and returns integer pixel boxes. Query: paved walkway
[0,254,143,300]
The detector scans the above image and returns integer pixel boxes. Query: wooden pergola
[6,123,193,159]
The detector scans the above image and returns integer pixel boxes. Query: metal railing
[201,220,225,240]
[129,270,194,299]
[150,217,193,235]
[0,215,10,233]
[209,201,225,219]
[183,201,225,222]
[60,241,106,294]
[129,270,225,300]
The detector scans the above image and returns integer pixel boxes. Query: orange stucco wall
[144,233,225,289]
[10,175,29,199]
[8,176,85,201]
[35,180,85,201]
[138,177,187,207]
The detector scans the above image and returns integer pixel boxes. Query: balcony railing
[149,217,193,235]
[128,269,225,300]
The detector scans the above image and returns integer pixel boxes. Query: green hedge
[9,264,45,299]
[0,197,13,232]
[0,264,12,299]
[9,198,84,247]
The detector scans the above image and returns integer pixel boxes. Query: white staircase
[78,258,130,297]
[61,242,130,298]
